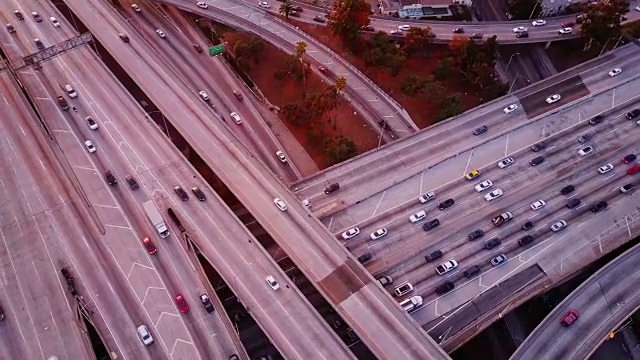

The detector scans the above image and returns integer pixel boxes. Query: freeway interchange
[1,0,640,359]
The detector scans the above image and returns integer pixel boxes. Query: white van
[65,84,77,98]
[136,325,154,345]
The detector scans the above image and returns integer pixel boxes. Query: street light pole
[529,1,539,20]
[505,52,520,72]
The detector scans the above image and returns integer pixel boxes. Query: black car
[468,229,485,241]
[193,43,203,53]
[438,198,455,210]
[313,15,326,23]
[119,33,130,42]
[626,108,640,120]
[357,252,372,264]
[14,10,24,20]
[589,115,604,125]
[483,237,502,250]
[473,125,488,135]
[530,156,545,166]
[192,187,207,201]
[6,24,16,33]
[622,154,637,164]
[591,201,608,212]
[531,141,547,152]
[0,305,5,322]
[561,185,575,195]
[516,31,529,38]
[435,282,455,295]
[174,185,189,201]
[125,175,139,190]
[566,198,581,209]
[518,235,534,247]
[453,27,464,33]
[470,33,484,39]
[425,250,443,262]
[464,265,481,278]
[362,25,374,31]
[522,221,533,231]
[324,183,340,194]
[104,170,117,186]
[423,219,440,231]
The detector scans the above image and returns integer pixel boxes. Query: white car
[137,325,154,346]
[258,1,270,8]
[275,150,287,163]
[273,198,287,211]
[398,25,411,31]
[370,228,388,240]
[550,220,567,232]
[598,163,614,174]
[545,94,561,104]
[265,276,280,290]
[497,157,514,168]
[513,26,527,33]
[578,146,593,156]
[636,5,640,11]
[341,227,360,240]
[474,180,493,192]
[532,19,546,26]
[484,189,503,201]
[503,104,518,113]
[559,27,572,35]
[86,116,99,130]
[155,29,166,38]
[131,4,141,12]
[530,200,546,210]
[418,191,435,203]
[197,1,208,9]
[198,90,209,101]
[409,210,426,223]
[390,29,403,35]
[50,17,60,27]
[84,140,96,153]
[608,68,622,77]
[230,112,242,124]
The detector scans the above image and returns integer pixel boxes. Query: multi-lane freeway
[511,240,640,360]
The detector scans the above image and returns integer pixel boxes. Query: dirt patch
[293,21,487,129]
[218,30,379,169]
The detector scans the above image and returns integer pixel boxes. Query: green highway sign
[209,44,225,56]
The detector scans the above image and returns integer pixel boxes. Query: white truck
[399,295,423,313]
[142,201,169,238]
[435,259,458,275]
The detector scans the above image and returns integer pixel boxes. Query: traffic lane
[364,125,638,279]
[519,75,590,117]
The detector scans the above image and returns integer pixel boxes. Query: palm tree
[279,1,294,20]
[295,41,308,99]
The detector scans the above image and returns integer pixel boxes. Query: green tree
[334,76,348,92]
[279,1,295,20]
[294,41,309,99]
[324,135,358,165]
[364,32,406,76]
[403,27,435,56]
[507,0,541,20]
[580,0,629,51]
[400,75,425,97]
[434,57,453,81]
[421,78,445,100]
[435,93,464,122]
[449,35,498,88]
[328,0,371,47]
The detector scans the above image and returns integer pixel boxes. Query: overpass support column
[545,41,552,50]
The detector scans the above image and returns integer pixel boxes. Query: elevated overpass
[68,0,452,358]
[510,239,640,360]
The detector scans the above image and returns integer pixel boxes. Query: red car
[560,309,579,326]
[142,237,157,254]
[175,294,189,313]
[628,165,640,175]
